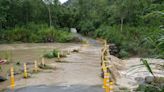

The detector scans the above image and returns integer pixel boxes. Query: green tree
[0,0,10,29]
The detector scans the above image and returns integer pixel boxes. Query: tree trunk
[48,6,52,27]
[120,17,124,32]
[26,12,29,24]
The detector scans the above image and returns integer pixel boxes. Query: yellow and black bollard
[102,62,107,72]
[42,58,45,65]
[109,82,113,92]
[103,72,110,92]
[104,40,107,47]
[10,67,15,90]
[57,52,61,61]
[34,60,38,72]
[67,50,70,55]
[23,63,28,78]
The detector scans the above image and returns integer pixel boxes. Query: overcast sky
[59,0,68,3]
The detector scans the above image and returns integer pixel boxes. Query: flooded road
[0,38,104,92]
[0,43,81,90]
[13,45,102,87]
[1,37,163,92]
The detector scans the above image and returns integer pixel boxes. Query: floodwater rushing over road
[1,35,164,92]
[1,37,105,92]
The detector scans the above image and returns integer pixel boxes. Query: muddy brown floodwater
[1,38,163,92]
[0,43,85,90]
[0,41,103,91]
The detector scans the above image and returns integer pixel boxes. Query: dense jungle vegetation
[0,0,163,58]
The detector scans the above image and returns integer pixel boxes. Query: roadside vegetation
[0,23,76,43]
[69,0,164,58]
[94,25,164,58]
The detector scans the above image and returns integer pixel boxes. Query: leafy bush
[43,52,54,59]
[52,49,60,57]
[94,24,164,58]
[43,49,66,59]
[142,11,164,26]
[119,49,129,58]
[78,20,96,35]
[0,23,77,43]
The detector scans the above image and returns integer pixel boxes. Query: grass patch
[43,49,67,59]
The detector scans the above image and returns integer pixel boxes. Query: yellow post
[104,40,107,47]
[103,75,107,88]
[102,63,107,73]
[23,63,28,78]
[105,83,110,92]
[86,41,89,46]
[42,58,45,65]
[101,51,105,62]
[10,67,15,90]
[103,72,110,92]
[57,52,60,61]
[109,82,113,92]
[58,52,60,57]
[34,60,38,72]
[67,50,70,55]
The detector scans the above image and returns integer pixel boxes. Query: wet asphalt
[6,85,104,92]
